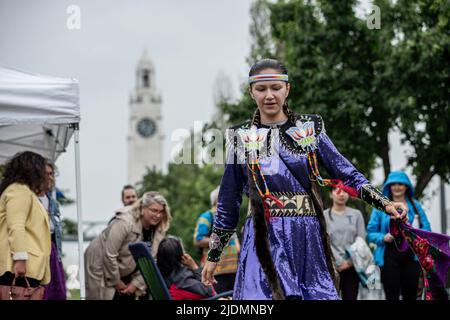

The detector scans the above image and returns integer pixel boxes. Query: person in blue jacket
[367,171,431,300]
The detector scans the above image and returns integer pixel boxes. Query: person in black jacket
[157,236,216,300]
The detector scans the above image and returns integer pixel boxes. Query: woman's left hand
[385,202,408,223]
[120,283,137,295]
[201,261,218,286]
[336,260,352,272]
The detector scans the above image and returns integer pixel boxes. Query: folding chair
[128,242,232,300]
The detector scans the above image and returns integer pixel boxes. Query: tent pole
[73,124,86,300]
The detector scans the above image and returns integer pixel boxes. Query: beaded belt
[247,192,316,217]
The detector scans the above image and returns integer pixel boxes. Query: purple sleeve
[316,131,370,193]
[215,147,245,231]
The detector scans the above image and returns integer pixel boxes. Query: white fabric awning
[0,66,80,163]
[0,65,86,299]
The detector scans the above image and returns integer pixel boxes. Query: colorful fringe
[248,162,284,222]
[307,152,359,197]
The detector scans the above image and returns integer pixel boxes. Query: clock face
[137,118,156,138]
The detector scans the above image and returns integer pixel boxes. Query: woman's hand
[120,283,137,295]
[201,261,218,286]
[384,202,408,222]
[13,260,26,277]
[114,281,127,292]
[384,233,394,243]
[336,260,352,272]
[181,253,198,271]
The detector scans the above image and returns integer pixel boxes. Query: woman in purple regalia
[201,59,410,300]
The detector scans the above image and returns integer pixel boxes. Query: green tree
[62,217,78,236]
[222,0,450,202]
[391,0,450,197]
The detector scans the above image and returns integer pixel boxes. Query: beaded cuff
[360,184,391,212]
[207,226,235,262]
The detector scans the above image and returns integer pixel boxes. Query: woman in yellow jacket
[0,151,51,288]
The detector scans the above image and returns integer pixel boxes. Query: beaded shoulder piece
[279,114,325,157]
[225,113,326,163]
[225,120,273,164]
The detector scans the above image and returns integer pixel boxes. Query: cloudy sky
[0,0,447,232]
[0,0,252,221]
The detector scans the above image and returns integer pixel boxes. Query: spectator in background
[194,186,240,293]
[367,171,432,300]
[324,187,366,300]
[0,151,51,290]
[37,163,67,300]
[157,236,216,300]
[107,185,138,226]
[84,191,171,300]
[122,185,138,207]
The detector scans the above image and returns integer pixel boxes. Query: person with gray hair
[193,186,240,293]
[84,191,172,300]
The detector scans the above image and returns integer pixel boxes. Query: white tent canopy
[0,66,86,299]
[0,66,79,161]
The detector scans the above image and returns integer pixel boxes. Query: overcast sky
[0,0,447,232]
[0,0,252,221]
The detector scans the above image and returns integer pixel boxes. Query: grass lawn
[67,289,81,300]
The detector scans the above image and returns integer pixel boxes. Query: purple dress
[212,114,376,300]
[43,241,67,300]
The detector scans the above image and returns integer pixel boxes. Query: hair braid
[247,165,285,300]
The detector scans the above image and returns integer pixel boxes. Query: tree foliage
[62,217,78,236]
[221,0,450,199]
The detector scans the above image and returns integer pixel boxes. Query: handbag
[0,276,45,300]
[346,237,381,289]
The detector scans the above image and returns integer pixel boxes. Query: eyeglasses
[145,206,165,215]
[45,170,59,178]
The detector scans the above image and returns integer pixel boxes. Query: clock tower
[127,50,163,184]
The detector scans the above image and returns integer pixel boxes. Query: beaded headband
[248,73,289,84]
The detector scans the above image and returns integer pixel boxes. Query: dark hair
[301,196,313,211]
[247,166,285,300]
[387,184,421,226]
[249,59,297,126]
[156,236,184,278]
[0,151,48,196]
[249,58,288,78]
[328,187,348,221]
[121,184,136,199]
[407,193,421,225]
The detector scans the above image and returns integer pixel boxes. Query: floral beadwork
[285,121,317,152]
[209,233,221,250]
[390,220,446,300]
[237,125,270,163]
[279,114,325,157]
[413,238,430,256]
[207,226,235,262]
[226,114,326,163]
[225,122,273,164]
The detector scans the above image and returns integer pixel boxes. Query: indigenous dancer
[201,58,410,300]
